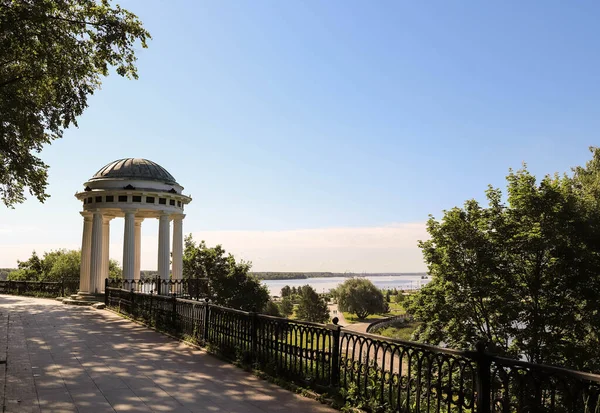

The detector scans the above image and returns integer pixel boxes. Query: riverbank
[252,272,428,280]
[262,274,431,296]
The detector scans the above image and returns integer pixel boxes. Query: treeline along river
[261,275,431,296]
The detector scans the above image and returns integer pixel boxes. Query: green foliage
[335,278,386,319]
[182,235,270,312]
[7,248,122,282]
[295,285,330,323]
[109,259,123,279]
[0,0,150,207]
[408,156,600,371]
[372,320,421,342]
[263,300,281,317]
[0,268,14,280]
[279,297,294,318]
[394,293,406,305]
[280,285,292,297]
[45,250,80,281]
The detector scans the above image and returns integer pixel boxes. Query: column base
[61,292,104,306]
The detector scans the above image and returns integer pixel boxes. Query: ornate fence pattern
[105,287,600,413]
[106,277,209,300]
[0,278,79,297]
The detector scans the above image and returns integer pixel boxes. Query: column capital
[80,211,93,220]
[102,215,115,224]
[123,209,138,215]
[134,217,145,225]
[170,213,186,221]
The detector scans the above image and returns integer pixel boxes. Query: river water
[262,275,431,296]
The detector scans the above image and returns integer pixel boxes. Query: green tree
[295,285,329,324]
[336,278,387,319]
[1,0,150,207]
[280,285,292,297]
[45,250,80,281]
[385,289,391,302]
[109,259,122,279]
[7,248,122,283]
[407,163,600,371]
[182,235,269,312]
[395,292,406,305]
[263,300,281,317]
[9,250,44,280]
[279,297,294,318]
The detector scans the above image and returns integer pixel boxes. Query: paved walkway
[0,295,337,413]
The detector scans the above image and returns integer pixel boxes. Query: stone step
[69,293,103,301]
[62,298,98,306]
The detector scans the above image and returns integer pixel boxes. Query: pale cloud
[1,223,429,273]
[188,223,429,273]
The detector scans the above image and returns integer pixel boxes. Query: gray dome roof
[90,158,178,184]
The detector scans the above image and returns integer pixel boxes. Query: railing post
[203,299,210,344]
[171,293,177,329]
[156,276,161,296]
[149,289,154,322]
[250,309,258,360]
[476,341,491,413]
[104,278,108,306]
[331,317,341,387]
[130,288,135,316]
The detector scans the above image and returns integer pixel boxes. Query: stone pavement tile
[102,388,151,413]
[36,388,77,413]
[121,376,156,389]
[70,389,116,413]
[33,377,66,390]
[4,399,41,413]
[93,376,130,392]
[63,372,98,392]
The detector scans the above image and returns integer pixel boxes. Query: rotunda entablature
[83,178,184,194]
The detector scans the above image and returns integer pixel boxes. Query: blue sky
[2,1,599,271]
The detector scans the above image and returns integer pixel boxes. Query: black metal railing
[105,277,209,300]
[105,286,600,413]
[0,278,79,297]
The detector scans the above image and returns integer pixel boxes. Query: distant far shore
[250,272,428,280]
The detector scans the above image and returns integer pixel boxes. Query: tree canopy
[0,0,150,207]
[279,297,294,318]
[334,278,387,319]
[8,249,121,281]
[280,285,292,297]
[295,285,330,324]
[407,148,600,371]
[182,235,270,312]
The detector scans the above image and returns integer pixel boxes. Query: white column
[123,211,136,280]
[89,211,104,294]
[100,216,113,291]
[171,214,185,280]
[157,213,171,283]
[134,217,143,280]
[79,212,93,293]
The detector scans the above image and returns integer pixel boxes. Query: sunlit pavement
[0,295,337,413]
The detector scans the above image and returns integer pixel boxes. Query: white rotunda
[75,158,192,294]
